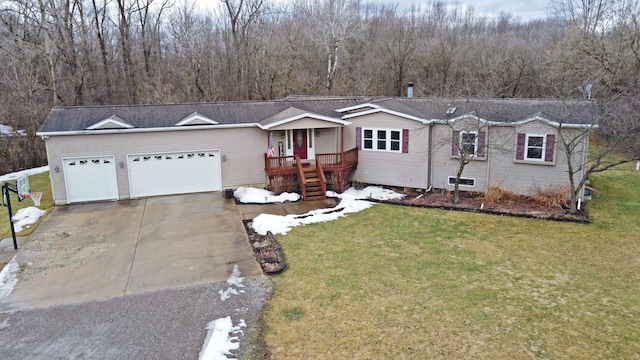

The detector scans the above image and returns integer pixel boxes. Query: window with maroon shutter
[359,127,406,153]
[516,133,555,163]
[477,131,486,157]
[451,130,460,156]
[402,129,409,153]
[515,133,526,160]
[544,134,555,162]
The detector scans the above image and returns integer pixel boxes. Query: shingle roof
[387,98,597,124]
[37,97,597,133]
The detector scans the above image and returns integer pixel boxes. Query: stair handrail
[315,155,327,196]
[295,155,306,199]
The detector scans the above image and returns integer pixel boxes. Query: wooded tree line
[0,0,638,175]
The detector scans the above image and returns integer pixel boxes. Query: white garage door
[128,150,221,198]
[63,156,119,203]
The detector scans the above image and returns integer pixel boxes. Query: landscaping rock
[243,220,288,275]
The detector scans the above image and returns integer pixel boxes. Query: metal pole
[3,184,18,250]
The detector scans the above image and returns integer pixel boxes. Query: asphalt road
[0,276,271,359]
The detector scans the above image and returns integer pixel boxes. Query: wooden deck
[264,148,358,200]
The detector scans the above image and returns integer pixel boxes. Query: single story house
[36,96,597,205]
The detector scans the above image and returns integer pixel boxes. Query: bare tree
[300,0,366,93]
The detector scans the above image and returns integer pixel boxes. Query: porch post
[341,127,345,167]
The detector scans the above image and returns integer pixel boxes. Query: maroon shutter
[402,129,409,153]
[477,131,486,157]
[356,127,362,150]
[516,133,526,160]
[545,134,555,162]
[451,130,460,156]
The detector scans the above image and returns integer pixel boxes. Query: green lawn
[263,164,640,359]
[0,171,54,240]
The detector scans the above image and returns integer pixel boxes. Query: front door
[293,129,308,160]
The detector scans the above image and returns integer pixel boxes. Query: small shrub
[270,174,297,194]
[531,184,570,208]
[330,169,350,193]
[484,185,521,204]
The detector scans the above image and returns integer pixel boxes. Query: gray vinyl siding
[430,121,587,195]
[430,124,489,191]
[45,127,266,203]
[487,122,585,195]
[345,113,428,189]
[315,128,341,154]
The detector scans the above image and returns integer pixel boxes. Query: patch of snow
[0,124,12,135]
[252,186,404,235]
[0,256,19,298]
[12,207,47,232]
[0,165,49,181]
[234,187,300,203]
[218,264,246,301]
[199,316,246,360]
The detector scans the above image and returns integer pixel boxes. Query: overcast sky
[371,0,552,20]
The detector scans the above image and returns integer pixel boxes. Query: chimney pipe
[407,82,414,98]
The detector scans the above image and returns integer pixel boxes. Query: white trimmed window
[525,135,544,160]
[460,131,477,155]
[515,133,555,163]
[452,130,486,158]
[448,176,476,187]
[360,128,407,153]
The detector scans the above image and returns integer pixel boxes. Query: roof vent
[446,105,457,114]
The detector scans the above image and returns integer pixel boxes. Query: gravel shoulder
[0,275,272,359]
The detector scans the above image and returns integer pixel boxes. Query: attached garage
[63,155,119,203]
[127,150,222,198]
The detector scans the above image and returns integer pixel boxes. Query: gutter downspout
[427,121,434,190]
[486,125,491,190]
[578,131,590,209]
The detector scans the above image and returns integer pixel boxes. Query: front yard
[263,164,640,358]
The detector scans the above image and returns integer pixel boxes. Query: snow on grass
[0,165,49,181]
[252,186,404,235]
[198,316,246,360]
[234,187,300,203]
[218,264,246,301]
[12,206,47,232]
[0,256,19,298]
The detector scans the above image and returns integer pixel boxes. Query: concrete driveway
[0,193,262,312]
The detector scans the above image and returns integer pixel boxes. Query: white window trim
[525,134,546,161]
[448,176,476,187]
[459,130,478,156]
[362,127,402,152]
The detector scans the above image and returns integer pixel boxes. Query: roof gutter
[36,123,260,138]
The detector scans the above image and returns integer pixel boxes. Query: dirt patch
[17,224,115,281]
[375,187,590,223]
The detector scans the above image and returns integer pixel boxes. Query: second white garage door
[128,150,222,198]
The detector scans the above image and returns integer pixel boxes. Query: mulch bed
[241,187,590,275]
[373,187,591,224]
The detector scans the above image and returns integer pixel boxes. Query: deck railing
[264,154,298,176]
[315,147,359,171]
[265,148,358,178]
